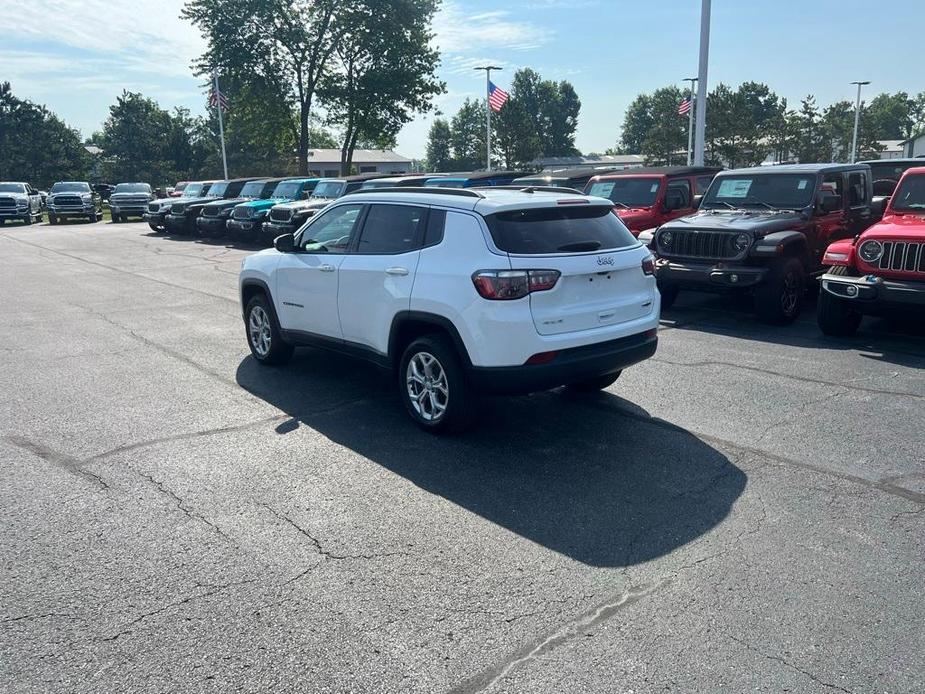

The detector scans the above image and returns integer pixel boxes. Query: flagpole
[684,77,697,166]
[474,66,502,171]
[213,70,229,179]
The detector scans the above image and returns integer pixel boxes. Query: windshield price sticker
[650,183,658,192]
[797,180,808,189]
[589,182,615,197]
[717,179,752,198]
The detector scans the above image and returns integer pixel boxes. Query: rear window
[484,205,638,254]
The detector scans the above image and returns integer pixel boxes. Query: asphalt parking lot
[1,218,923,693]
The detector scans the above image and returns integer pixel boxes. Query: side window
[355,204,426,254]
[299,204,363,253]
[696,176,714,195]
[821,174,843,198]
[666,180,691,208]
[847,171,867,207]
[423,209,446,247]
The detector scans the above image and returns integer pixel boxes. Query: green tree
[425,118,452,172]
[619,93,655,153]
[450,98,488,170]
[98,91,175,182]
[494,99,541,168]
[705,82,787,167]
[789,96,829,163]
[319,0,443,174]
[507,68,581,157]
[0,82,88,187]
[182,0,341,174]
[864,92,914,140]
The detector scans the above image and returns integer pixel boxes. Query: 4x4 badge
[597,256,615,266]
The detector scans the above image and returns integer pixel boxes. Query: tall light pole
[684,77,698,166]
[474,66,502,171]
[693,0,711,166]
[850,80,870,163]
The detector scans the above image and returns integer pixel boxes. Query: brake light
[641,255,655,276]
[472,270,561,300]
[525,350,559,365]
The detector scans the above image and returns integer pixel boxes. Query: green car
[226,178,319,242]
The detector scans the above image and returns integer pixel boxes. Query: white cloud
[433,2,552,53]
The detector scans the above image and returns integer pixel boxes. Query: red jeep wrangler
[584,167,721,235]
[818,166,925,335]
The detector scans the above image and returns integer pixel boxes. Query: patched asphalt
[1,219,923,693]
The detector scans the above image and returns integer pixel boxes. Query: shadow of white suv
[240,187,660,432]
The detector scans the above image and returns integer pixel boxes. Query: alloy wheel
[781,271,800,316]
[406,351,449,422]
[248,305,272,357]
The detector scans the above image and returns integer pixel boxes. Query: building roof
[900,133,925,145]
[306,149,411,164]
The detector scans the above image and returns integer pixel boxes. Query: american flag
[209,87,230,112]
[488,81,509,112]
[678,97,692,115]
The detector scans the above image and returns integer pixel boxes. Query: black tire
[816,267,863,336]
[148,222,163,233]
[112,213,120,223]
[754,257,804,325]
[22,214,31,226]
[48,214,57,225]
[564,371,622,393]
[244,294,294,365]
[658,283,680,310]
[399,334,478,434]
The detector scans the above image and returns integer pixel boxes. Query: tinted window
[847,171,867,207]
[113,183,152,193]
[484,205,638,254]
[51,182,91,193]
[891,175,925,211]
[666,180,691,207]
[424,209,446,247]
[272,181,302,199]
[696,176,714,194]
[299,204,363,253]
[586,178,661,206]
[356,204,425,254]
[703,174,816,209]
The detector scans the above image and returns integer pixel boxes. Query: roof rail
[473,185,585,195]
[344,186,485,198]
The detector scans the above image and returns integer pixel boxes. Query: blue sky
[4,0,924,161]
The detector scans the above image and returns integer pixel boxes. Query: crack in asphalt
[3,435,110,490]
[99,578,254,642]
[727,634,855,693]
[753,388,847,449]
[448,581,666,694]
[1,612,82,624]
[138,472,232,541]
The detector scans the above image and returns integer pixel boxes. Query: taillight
[472,270,561,300]
[641,255,655,275]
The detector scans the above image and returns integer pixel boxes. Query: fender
[749,230,807,258]
[820,238,855,267]
[388,311,472,368]
[239,277,273,318]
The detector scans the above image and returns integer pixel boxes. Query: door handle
[385,267,409,276]
[319,264,336,272]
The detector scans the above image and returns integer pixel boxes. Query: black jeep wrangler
[653,163,875,324]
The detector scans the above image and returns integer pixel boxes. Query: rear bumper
[821,272,925,307]
[467,329,658,395]
[655,258,769,289]
[196,216,227,236]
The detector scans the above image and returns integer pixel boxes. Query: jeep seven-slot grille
[878,241,925,274]
[148,203,160,213]
[202,205,221,217]
[233,206,253,220]
[665,229,739,260]
[269,207,291,222]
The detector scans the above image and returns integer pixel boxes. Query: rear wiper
[558,240,602,252]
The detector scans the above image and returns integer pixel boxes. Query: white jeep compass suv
[239,187,660,432]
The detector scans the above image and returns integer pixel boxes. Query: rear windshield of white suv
[484,204,638,254]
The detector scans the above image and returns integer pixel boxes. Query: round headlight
[734,233,750,251]
[659,230,673,248]
[858,240,882,263]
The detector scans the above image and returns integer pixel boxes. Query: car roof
[317,173,395,183]
[332,187,613,214]
[719,163,869,175]
[514,167,622,181]
[860,158,925,166]
[591,166,721,180]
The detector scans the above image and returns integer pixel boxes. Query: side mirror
[301,190,312,199]
[819,193,842,214]
[274,233,296,253]
[692,194,703,209]
[664,194,684,211]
